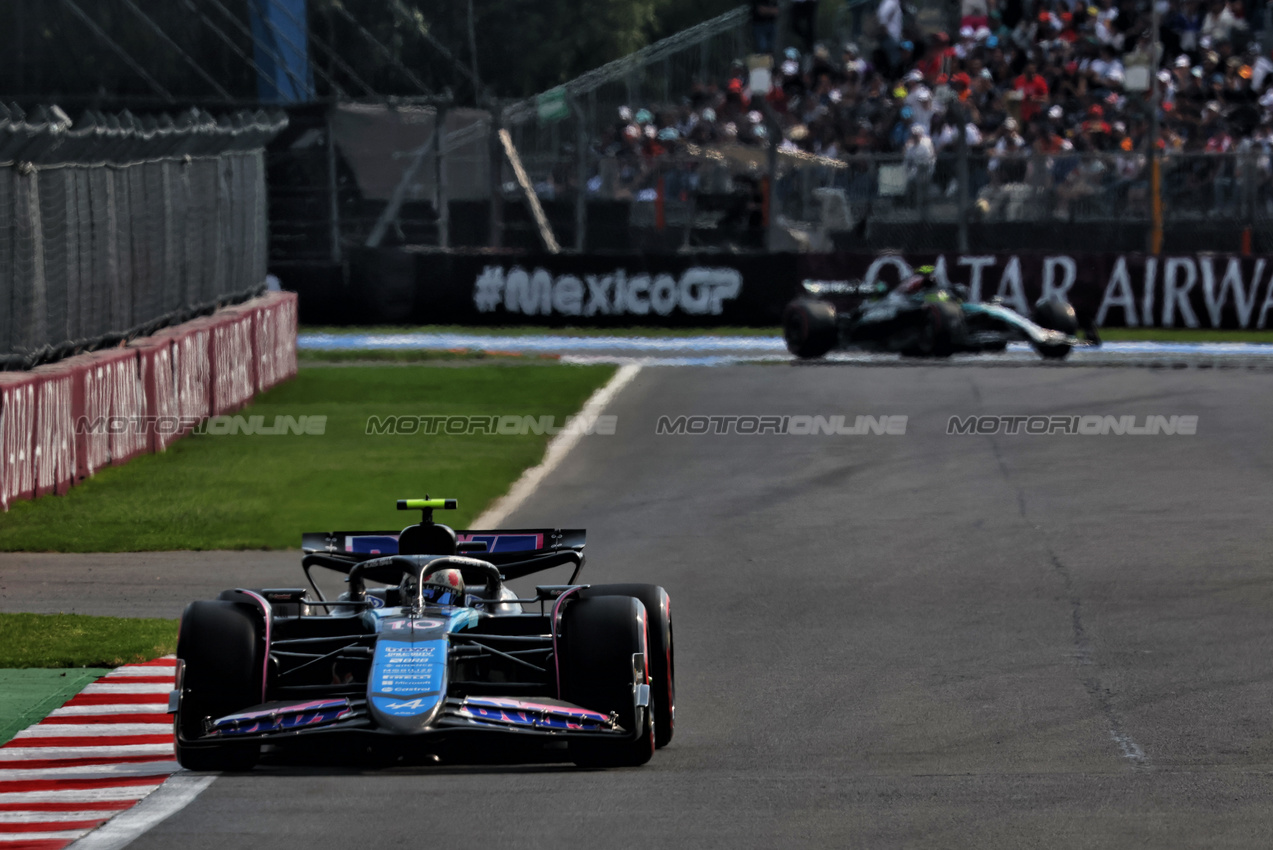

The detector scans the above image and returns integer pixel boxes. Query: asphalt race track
[6,364,1273,847]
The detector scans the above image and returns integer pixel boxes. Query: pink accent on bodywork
[457,532,545,550]
[219,699,347,723]
[550,586,584,699]
[466,697,610,722]
[233,589,273,703]
[638,604,650,685]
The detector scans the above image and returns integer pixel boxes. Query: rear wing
[305,526,583,567]
[303,528,584,558]
[301,528,586,583]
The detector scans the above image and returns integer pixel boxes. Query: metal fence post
[1244,147,1257,222]
[435,106,449,249]
[326,110,342,264]
[953,103,970,252]
[572,96,588,252]
[766,129,779,251]
[488,110,504,249]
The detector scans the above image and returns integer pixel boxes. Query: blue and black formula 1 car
[783,267,1097,361]
[170,499,674,770]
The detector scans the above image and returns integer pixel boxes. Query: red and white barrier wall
[0,291,298,511]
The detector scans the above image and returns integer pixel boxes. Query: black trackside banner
[409,252,802,328]
[348,249,1273,329]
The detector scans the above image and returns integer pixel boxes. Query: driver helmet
[900,264,938,294]
[421,568,466,607]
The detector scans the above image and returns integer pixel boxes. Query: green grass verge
[298,348,561,364]
[1097,328,1273,343]
[0,363,615,551]
[302,324,779,338]
[0,613,177,668]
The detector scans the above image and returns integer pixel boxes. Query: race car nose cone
[368,618,449,733]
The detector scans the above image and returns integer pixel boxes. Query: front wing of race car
[171,682,647,758]
[182,694,629,740]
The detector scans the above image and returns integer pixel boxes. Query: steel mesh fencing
[494,146,1273,255]
[0,105,286,367]
[502,6,752,190]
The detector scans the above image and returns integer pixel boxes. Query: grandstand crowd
[593,0,1273,215]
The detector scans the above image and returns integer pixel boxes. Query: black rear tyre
[560,596,655,768]
[581,584,674,748]
[904,301,963,358]
[174,600,263,771]
[783,299,839,359]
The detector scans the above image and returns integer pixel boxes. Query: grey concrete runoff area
[5,364,1273,848]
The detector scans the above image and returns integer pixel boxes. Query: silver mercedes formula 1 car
[783,266,1097,361]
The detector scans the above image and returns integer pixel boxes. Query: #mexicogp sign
[537,88,570,124]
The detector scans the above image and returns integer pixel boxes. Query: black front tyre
[1033,342,1073,360]
[581,584,674,748]
[174,600,263,771]
[783,299,839,359]
[561,596,655,768]
[1031,296,1079,335]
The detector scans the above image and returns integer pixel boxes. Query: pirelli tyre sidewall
[175,600,263,771]
[1031,295,1080,335]
[1030,296,1078,359]
[783,298,839,359]
[560,595,655,768]
[580,584,674,748]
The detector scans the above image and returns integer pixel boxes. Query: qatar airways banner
[800,253,1273,330]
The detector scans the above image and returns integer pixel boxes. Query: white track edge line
[16,726,172,738]
[473,363,642,528]
[67,773,216,850]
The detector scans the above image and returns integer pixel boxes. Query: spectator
[1013,59,1050,124]
[904,124,936,202]
[918,33,956,82]
[1201,0,1237,44]
[910,86,937,131]
[791,0,819,54]
[877,0,905,75]
[751,0,779,55]
[961,0,989,30]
